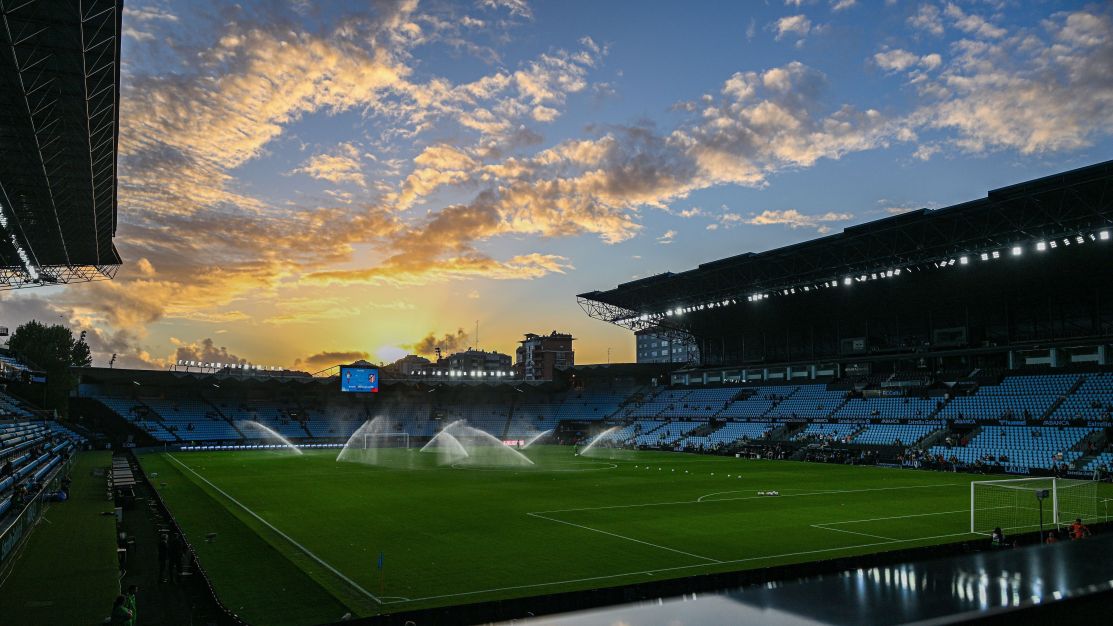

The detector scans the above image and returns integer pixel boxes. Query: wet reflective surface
[513,535,1113,625]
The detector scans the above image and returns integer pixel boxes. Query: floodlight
[1012,246,1023,256]
[1062,238,1070,246]
[1100,231,1110,240]
[844,277,852,285]
[992,251,1000,259]
[1036,242,1047,251]
[980,253,989,261]
[959,256,969,265]
[1049,240,1057,248]
[1076,236,1085,244]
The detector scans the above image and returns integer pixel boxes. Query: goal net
[364,432,410,449]
[970,477,1098,535]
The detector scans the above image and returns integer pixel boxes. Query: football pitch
[138,446,1107,625]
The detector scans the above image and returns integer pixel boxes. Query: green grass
[137,446,1113,626]
[0,451,121,626]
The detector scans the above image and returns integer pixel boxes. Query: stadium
[2,2,1113,626]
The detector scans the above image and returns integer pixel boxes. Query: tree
[6,320,92,414]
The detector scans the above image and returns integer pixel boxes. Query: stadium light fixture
[992,251,1000,259]
[843,277,852,286]
[1012,246,1023,256]
[1036,242,1047,251]
[1049,240,1057,249]
[959,256,969,265]
[1100,231,1110,241]
[1075,236,1085,244]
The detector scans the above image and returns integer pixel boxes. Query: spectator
[109,595,133,624]
[1069,518,1092,540]
[1045,530,1059,544]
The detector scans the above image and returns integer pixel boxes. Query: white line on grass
[817,508,971,526]
[533,482,964,515]
[526,512,724,563]
[165,454,383,605]
[381,530,976,605]
[809,524,896,541]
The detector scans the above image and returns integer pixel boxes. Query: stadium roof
[0,0,122,289]
[579,159,1113,333]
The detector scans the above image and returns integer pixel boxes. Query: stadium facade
[580,160,1113,385]
[635,326,699,364]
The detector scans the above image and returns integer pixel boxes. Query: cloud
[943,3,1006,39]
[831,0,857,11]
[918,8,1113,154]
[406,328,470,356]
[774,14,813,41]
[291,143,366,187]
[298,350,371,370]
[873,49,942,73]
[908,4,944,36]
[173,338,247,366]
[657,230,677,244]
[479,0,533,20]
[746,209,853,233]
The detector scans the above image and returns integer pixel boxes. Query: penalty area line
[381,529,976,605]
[810,524,896,541]
[526,511,724,564]
[165,454,383,605]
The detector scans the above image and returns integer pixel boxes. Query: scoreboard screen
[340,366,379,393]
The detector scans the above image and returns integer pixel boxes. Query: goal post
[970,477,1098,535]
[364,432,410,449]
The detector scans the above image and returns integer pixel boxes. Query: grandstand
[7,161,1113,626]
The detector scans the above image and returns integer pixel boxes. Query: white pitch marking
[533,482,964,515]
[166,454,383,605]
[381,530,976,605]
[818,508,972,526]
[527,512,723,563]
[810,525,897,541]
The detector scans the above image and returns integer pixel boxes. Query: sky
[1,0,1111,372]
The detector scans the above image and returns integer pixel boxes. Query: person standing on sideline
[167,532,183,583]
[1070,518,1092,540]
[109,595,133,624]
[125,585,138,626]
[157,534,171,583]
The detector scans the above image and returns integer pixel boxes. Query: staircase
[916,427,950,450]
[198,394,246,438]
[1041,375,1088,420]
[499,396,517,439]
[686,421,720,437]
[131,398,183,442]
